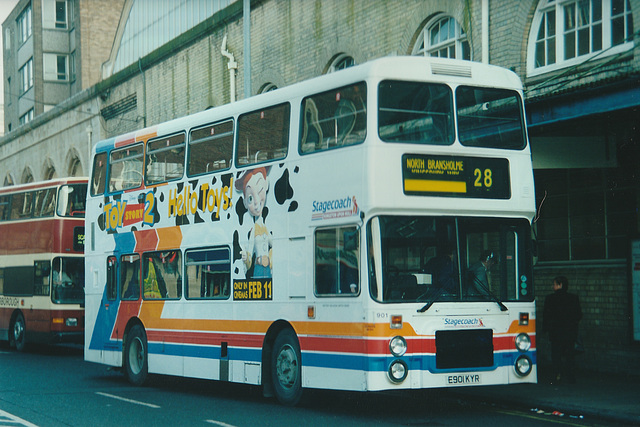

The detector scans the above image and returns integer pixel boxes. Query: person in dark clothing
[466,249,496,296]
[543,275,582,384]
[425,244,457,294]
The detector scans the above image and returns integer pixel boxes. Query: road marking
[205,420,238,427]
[96,392,161,409]
[0,409,39,427]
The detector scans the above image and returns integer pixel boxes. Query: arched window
[412,15,471,60]
[21,168,34,184]
[69,158,82,176]
[259,83,278,93]
[528,0,634,75]
[327,54,355,73]
[43,158,57,181]
[4,174,15,186]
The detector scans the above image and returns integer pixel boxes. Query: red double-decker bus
[0,178,87,351]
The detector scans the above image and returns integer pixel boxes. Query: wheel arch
[261,320,299,397]
[121,317,146,367]
[8,309,25,345]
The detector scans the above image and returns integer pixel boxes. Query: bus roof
[0,177,88,195]
[93,56,524,153]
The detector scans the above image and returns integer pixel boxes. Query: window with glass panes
[412,15,471,60]
[530,0,634,74]
[534,167,637,261]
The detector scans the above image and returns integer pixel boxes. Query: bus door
[96,255,123,353]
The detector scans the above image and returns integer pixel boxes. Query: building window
[529,0,634,75]
[534,167,637,261]
[17,4,32,44]
[412,15,471,60]
[327,54,355,73]
[44,54,68,81]
[42,0,69,29]
[260,83,278,93]
[19,58,33,94]
[19,109,34,126]
[55,0,68,28]
[69,51,76,81]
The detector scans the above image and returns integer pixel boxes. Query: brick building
[1,0,639,373]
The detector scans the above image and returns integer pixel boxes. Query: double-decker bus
[0,178,86,351]
[85,56,536,405]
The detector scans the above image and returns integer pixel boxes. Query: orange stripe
[135,130,157,143]
[156,226,182,250]
[507,319,536,334]
[137,302,534,338]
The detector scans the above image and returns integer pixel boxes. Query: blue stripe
[141,341,535,373]
[113,232,137,254]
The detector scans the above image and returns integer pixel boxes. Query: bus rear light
[390,315,402,329]
[519,312,529,325]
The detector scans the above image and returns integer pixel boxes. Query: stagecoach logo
[443,317,485,328]
[311,195,359,221]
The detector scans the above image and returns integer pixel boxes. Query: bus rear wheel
[124,324,148,386]
[11,312,26,352]
[270,328,302,405]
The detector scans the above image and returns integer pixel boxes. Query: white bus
[85,56,536,405]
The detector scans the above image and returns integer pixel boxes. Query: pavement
[452,368,640,425]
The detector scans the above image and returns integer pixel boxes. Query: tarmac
[452,368,640,425]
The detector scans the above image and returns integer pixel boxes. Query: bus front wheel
[11,312,26,352]
[270,328,302,405]
[124,324,148,386]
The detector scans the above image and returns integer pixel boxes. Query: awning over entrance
[526,77,640,128]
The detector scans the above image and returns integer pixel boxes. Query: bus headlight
[514,355,532,376]
[389,336,407,357]
[515,333,531,352]
[66,318,78,327]
[388,360,408,383]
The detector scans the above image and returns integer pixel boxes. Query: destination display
[402,154,510,199]
[73,226,85,252]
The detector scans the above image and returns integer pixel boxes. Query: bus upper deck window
[237,103,290,166]
[0,195,10,220]
[188,120,233,177]
[146,133,186,185]
[299,82,367,154]
[378,81,454,145]
[91,152,107,196]
[109,144,144,192]
[456,86,526,150]
[57,184,87,217]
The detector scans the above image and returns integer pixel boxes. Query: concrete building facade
[2,0,123,152]
[0,0,639,374]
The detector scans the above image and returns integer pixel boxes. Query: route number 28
[474,168,493,188]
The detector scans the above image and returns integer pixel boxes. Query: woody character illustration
[235,167,272,278]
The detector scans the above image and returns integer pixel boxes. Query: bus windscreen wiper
[468,275,508,312]
[417,286,444,313]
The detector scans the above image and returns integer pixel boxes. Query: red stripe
[134,229,159,252]
[136,331,535,355]
[146,329,264,348]
[0,218,83,255]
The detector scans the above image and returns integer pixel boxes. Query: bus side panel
[0,307,14,340]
